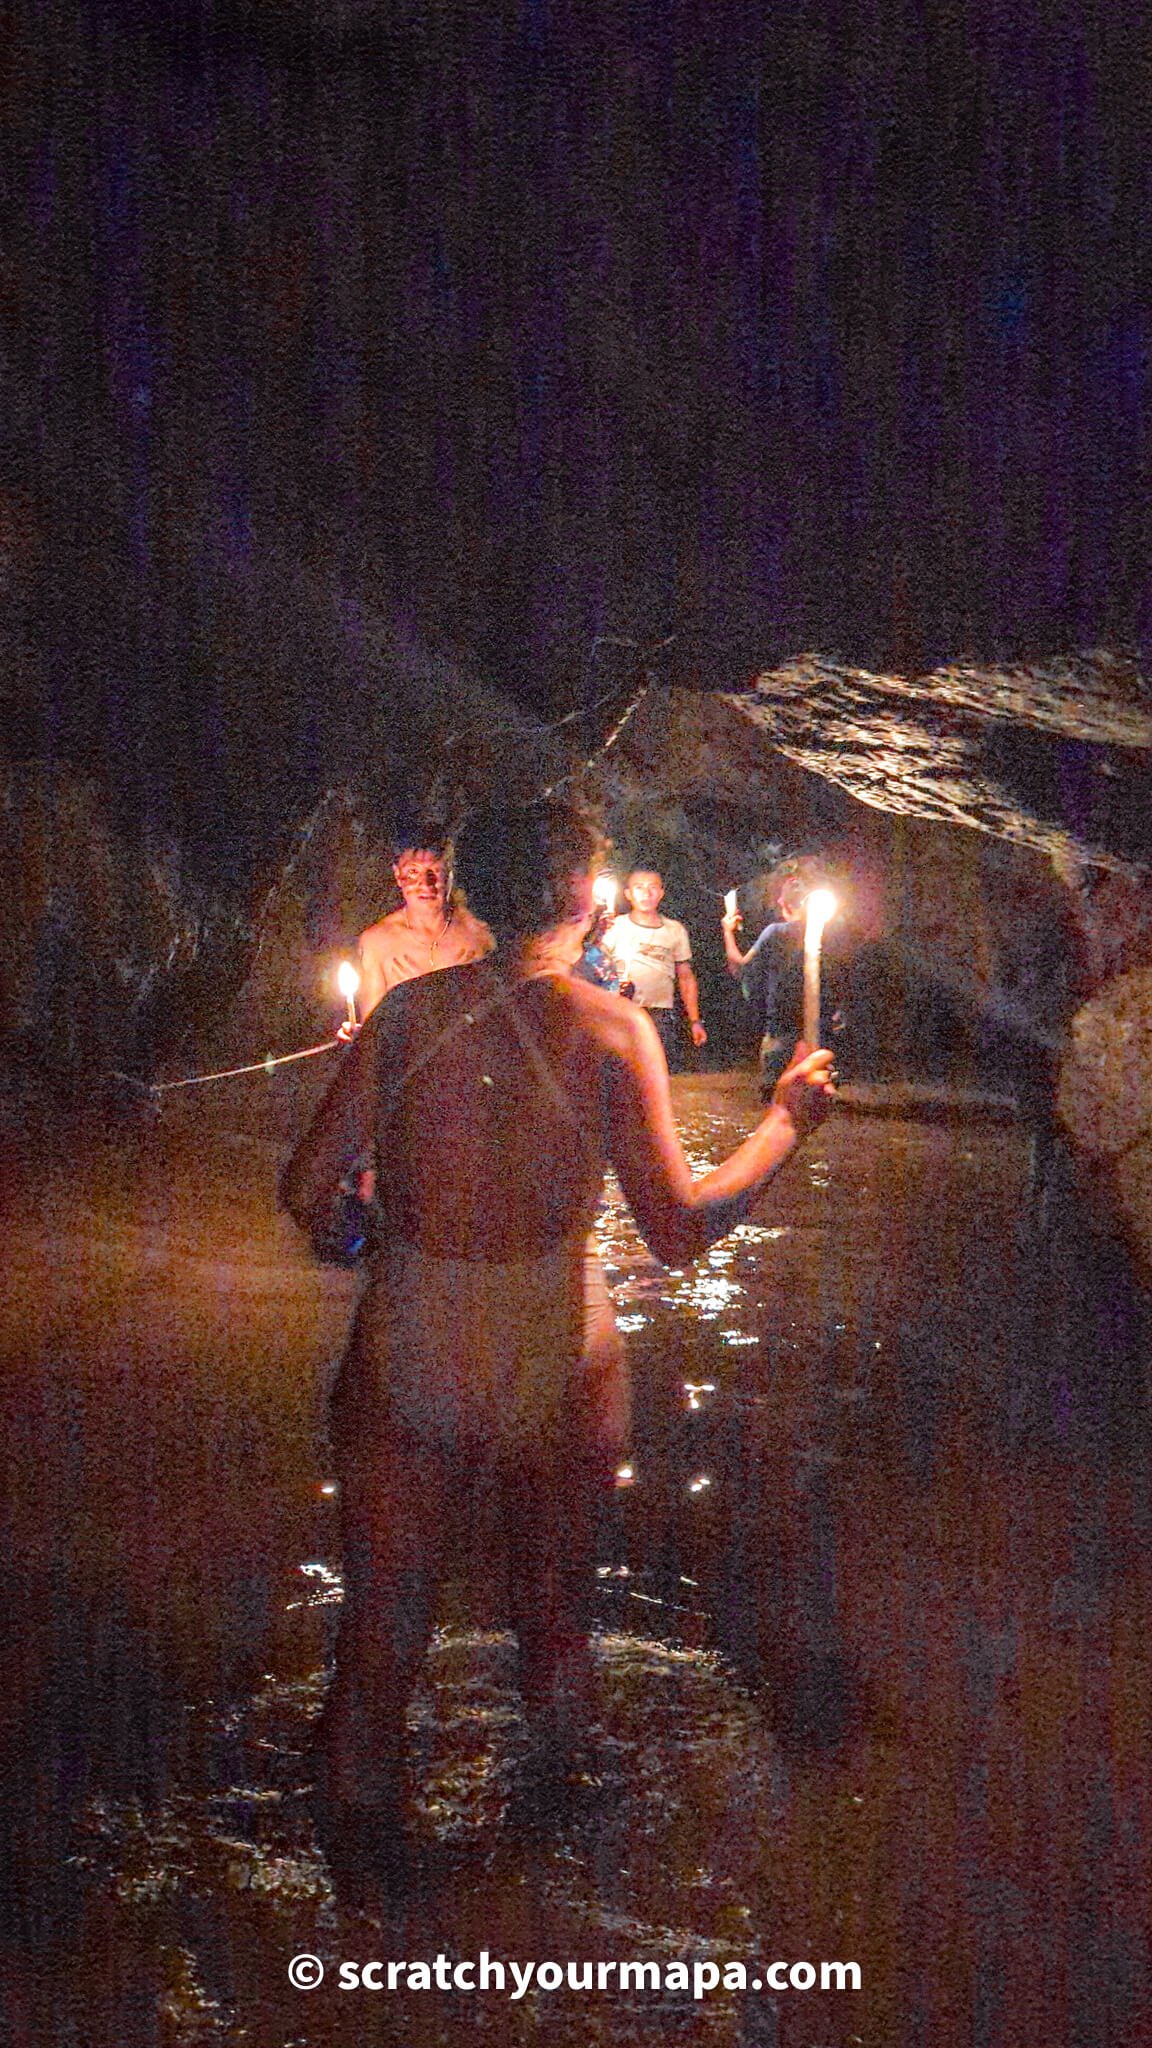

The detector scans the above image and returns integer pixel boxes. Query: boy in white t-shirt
[604,869,707,1065]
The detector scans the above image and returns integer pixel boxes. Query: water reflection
[69,1633,796,2040]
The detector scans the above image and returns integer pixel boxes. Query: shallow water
[5,1076,1151,2046]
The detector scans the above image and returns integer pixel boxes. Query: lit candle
[723,888,738,919]
[593,874,619,916]
[336,960,360,1031]
[802,888,837,1047]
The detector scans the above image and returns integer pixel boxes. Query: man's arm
[279,1014,379,1234]
[675,960,707,1046]
[604,1009,832,1267]
[721,911,756,977]
[357,932,389,1021]
[463,910,496,959]
[335,932,386,1042]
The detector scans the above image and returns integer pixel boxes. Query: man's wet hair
[456,801,604,942]
[389,823,450,863]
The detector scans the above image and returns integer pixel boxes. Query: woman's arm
[278,1011,379,1234]
[605,1008,833,1266]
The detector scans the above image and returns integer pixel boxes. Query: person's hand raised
[771,1042,836,1137]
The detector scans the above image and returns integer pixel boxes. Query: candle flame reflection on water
[684,1382,717,1411]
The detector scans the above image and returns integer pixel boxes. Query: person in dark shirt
[572,901,631,995]
[722,866,812,1095]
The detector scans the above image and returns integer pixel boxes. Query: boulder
[1058,965,1152,1279]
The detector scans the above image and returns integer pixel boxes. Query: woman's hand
[771,1043,836,1137]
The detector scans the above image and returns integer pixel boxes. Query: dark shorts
[644,1006,680,1065]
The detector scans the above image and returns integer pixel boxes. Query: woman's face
[529,869,597,967]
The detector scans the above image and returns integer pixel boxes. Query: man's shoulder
[752,919,795,951]
[360,908,407,952]
[454,907,495,949]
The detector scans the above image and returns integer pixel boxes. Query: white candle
[593,874,619,915]
[724,888,738,918]
[802,889,837,1047]
[337,960,360,1030]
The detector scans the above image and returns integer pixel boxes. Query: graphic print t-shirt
[606,916,692,1010]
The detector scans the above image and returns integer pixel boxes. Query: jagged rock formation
[1059,967,1152,1282]
[723,652,1152,875]
[193,669,1134,1123]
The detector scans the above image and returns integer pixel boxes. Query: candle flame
[337,961,360,1001]
[593,874,618,914]
[804,887,837,932]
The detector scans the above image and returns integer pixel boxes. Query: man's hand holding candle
[336,960,362,1043]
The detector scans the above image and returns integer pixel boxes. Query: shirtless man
[281,803,833,1884]
[344,834,493,1200]
[354,834,493,1021]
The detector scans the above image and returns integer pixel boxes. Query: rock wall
[601,688,1094,1084]
[0,764,195,1084]
[3,675,1145,1137]
[1059,959,1152,1283]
